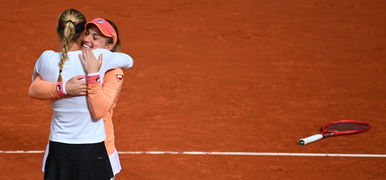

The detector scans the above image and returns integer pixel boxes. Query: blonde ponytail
[56,9,86,81]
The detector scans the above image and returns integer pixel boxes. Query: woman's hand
[65,75,87,96]
[79,49,103,74]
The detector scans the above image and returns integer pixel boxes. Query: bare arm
[28,75,87,100]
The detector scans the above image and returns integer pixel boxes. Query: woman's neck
[68,42,81,51]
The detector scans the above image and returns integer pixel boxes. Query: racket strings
[325,123,369,132]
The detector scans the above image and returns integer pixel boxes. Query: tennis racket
[298,120,371,145]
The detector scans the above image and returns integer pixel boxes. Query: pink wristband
[56,82,66,97]
[87,75,101,84]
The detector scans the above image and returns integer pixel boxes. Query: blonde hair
[56,9,86,81]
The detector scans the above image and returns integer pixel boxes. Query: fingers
[88,49,93,58]
[79,50,102,74]
[97,54,103,69]
[80,50,90,62]
[67,86,87,96]
[98,54,103,61]
[68,75,86,82]
[98,54,103,64]
[79,86,87,95]
[72,90,87,96]
[78,92,87,96]
[79,87,87,93]
[84,49,89,59]
[81,49,98,60]
[85,49,93,59]
[73,75,86,80]
[79,54,83,61]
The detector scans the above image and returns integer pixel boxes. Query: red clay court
[0,0,385,179]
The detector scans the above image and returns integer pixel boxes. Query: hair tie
[65,20,73,24]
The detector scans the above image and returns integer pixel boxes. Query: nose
[83,34,92,42]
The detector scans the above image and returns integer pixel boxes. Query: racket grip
[298,134,323,145]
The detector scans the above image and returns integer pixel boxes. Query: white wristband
[62,80,67,95]
[87,72,99,76]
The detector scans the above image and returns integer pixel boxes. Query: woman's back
[33,48,133,144]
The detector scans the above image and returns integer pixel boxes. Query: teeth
[82,44,92,48]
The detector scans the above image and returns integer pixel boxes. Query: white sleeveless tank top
[33,49,133,144]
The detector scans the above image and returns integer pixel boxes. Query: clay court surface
[0,0,385,179]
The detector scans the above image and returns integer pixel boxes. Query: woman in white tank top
[30,9,132,180]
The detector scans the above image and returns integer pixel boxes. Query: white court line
[0,150,44,154]
[1,150,386,158]
[118,151,386,157]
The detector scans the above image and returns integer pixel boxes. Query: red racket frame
[321,120,371,137]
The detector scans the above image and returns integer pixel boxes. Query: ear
[106,43,114,51]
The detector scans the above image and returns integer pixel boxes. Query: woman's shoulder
[112,52,133,69]
[112,51,132,58]
[111,52,134,67]
[92,49,131,58]
[40,50,56,57]
[92,48,110,54]
[94,49,134,68]
[36,50,58,63]
[67,50,82,55]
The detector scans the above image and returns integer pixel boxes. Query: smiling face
[81,24,113,50]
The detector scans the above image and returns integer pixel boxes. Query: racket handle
[298,134,323,145]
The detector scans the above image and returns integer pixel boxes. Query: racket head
[321,120,371,137]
